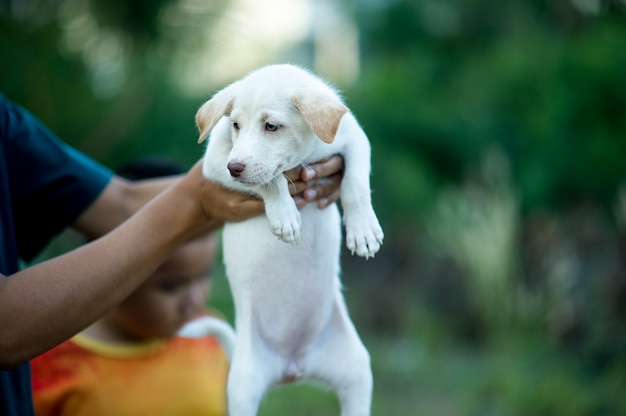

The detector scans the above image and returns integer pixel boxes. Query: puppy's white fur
[195,64,383,416]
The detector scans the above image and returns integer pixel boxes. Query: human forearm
[0,173,215,368]
[72,175,181,238]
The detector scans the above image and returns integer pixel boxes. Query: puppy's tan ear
[196,81,240,143]
[292,94,348,144]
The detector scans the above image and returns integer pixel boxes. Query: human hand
[187,154,343,228]
[187,161,264,225]
[284,155,344,209]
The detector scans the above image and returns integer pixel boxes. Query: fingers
[189,160,266,223]
[283,165,303,183]
[221,190,265,221]
[292,173,342,208]
[305,173,342,208]
[226,193,265,220]
[198,177,264,223]
[284,154,344,183]
[301,154,344,181]
[285,155,344,208]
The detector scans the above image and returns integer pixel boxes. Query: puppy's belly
[223,204,342,351]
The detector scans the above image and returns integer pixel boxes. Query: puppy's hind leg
[307,295,373,416]
[227,335,277,416]
[335,350,372,416]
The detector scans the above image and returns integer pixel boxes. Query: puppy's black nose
[227,162,245,177]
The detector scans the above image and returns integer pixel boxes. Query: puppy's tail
[178,316,236,360]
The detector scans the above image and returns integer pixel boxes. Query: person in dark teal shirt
[0,94,345,415]
[0,95,113,415]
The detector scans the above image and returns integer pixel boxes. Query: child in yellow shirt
[30,158,230,416]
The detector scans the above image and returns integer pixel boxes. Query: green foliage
[351,0,626,212]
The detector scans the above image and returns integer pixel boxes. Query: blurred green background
[3,0,626,414]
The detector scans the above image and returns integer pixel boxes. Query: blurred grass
[258,384,340,415]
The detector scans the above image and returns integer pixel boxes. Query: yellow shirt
[31,332,228,416]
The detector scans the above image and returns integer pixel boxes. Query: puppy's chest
[224,204,341,251]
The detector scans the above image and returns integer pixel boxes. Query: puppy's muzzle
[227,161,245,178]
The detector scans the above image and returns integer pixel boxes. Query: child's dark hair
[116,156,186,180]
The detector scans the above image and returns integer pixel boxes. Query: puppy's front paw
[266,203,302,243]
[344,210,384,259]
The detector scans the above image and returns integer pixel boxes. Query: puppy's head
[196,64,348,184]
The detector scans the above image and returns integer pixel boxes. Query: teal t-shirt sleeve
[1,95,113,261]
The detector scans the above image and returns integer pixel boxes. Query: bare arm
[0,162,263,368]
[72,175,181,238]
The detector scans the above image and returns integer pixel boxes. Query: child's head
[108,234,218,340]
[102,157,219,340]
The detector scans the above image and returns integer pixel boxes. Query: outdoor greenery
[2,0,626,414]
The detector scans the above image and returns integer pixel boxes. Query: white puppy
[195,64,383,416]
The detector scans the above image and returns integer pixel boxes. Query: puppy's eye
[265,122,280,132]
[232,122,240,130]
